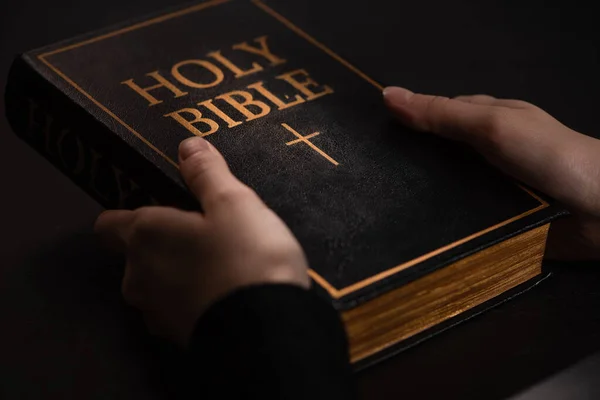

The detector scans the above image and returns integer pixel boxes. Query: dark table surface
[1,0,599,399]
[508,352,600,400]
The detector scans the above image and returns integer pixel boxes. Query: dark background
[0,0,598,399]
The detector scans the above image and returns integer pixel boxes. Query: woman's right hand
[383,87,600,260]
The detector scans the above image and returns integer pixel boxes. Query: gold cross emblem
[281,123,339,166]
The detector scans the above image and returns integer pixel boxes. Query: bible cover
[5,0,563,361]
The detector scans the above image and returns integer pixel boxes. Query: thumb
[178,137,255,212]
[383,86,495,142]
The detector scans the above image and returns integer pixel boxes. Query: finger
[178,137,258,212]
[383,86,493,140]
[454,94,497,106]
[94,210,136,252]
[121,261,145,309]
[454,94,534,109]
[143,313,166,338]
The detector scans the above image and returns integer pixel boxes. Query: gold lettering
[232,36,286,66]
[58,132,86,175]
[247,81,305,110]
[171,60,225,89]
[165,108,220,137]
[122,71,188,107]
[26,98,40,139]
[47,125,64,157]
[216,90,271,121]
[276,69,333,101]
[89,149,111,203]
[30,104,85,175]
[111,165,142,208]
[147,196,161,206]
[207,50,263,78]
[25,99,57,150]
[41,113,58,156]
[25,99,155,207]
[198,99,242,128]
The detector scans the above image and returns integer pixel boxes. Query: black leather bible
[4,0,564,368]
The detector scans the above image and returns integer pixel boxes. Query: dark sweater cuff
[188,284,355,399]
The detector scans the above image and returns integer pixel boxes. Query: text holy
[121,36,334,137]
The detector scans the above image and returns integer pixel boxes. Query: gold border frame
[38,0,549,299]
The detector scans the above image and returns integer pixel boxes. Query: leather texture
[5,0,565,308]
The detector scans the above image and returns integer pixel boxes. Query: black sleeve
[186,284,356,399]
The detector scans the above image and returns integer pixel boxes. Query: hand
[95,137,310,346]
[383,87,600,260]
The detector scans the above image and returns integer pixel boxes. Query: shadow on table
[2,222,600,399]
[0,227,190,399]
[357,260,600,400]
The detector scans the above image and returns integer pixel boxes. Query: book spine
[4,56,196,211]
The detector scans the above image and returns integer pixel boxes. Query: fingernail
[383,86,414,105]
[179,137,209,161]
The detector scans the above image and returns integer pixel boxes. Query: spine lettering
[24,97,159,209]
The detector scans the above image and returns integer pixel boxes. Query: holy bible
[5,0,564,368]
